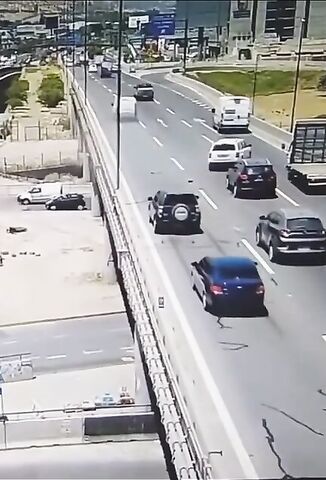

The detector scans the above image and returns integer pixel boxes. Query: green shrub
[6,97,24,108]
[6,79,29,103]
[317,74,326,91]
[38,88,64,108]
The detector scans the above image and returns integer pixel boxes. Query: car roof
[137,83,152,88]
[205,256,257,270]
[278,208,320,219]
[243,158,271,166]
[214,138,243,145]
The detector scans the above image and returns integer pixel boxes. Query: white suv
[208,138,252,171]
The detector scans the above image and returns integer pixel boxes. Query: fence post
[41,152,44,166]
[3,157,7,173]
[24,127,27,142]
[38,121,41,141]
[22,155,26,169]
[59,151,62,164]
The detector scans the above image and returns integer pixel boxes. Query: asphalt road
[0,313,134,374]
[73,66,326,478]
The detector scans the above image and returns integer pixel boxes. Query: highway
[74,66,326,478]
[0,314,133,374]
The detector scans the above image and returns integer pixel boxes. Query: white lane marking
[181,120,192,128]
[201,134,214,144]
[153,136,163,147]
[153,99,160,104]
[170,157,185,171]
[30,356,41,361]
[275,188,299,207]
[121,356,134,362]
[157,118,168,128]
[204,105,212,110]
[79,82,259,479]
[121,346,134,351]
[322,335,326,342]
[108,88,112,93]
[171,89,184,97]
[83,349,103,355]
[46,354,67,360]
[2,340,17,345]
[128,83,133,87]
[202,123,216,133]
[166,108,175,115]
[198,103,207,107]
[103,85,108,90]
[139,120,147,129]
[198,189,218,210]
[241,239,275,275]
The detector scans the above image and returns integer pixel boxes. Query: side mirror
[147,196,153,201]
[259,215,266,220]
[211,108,216,114]
[281,143,286,150]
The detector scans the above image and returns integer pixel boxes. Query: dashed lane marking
[241,239,275,275]
[83,349,103,355]
[153,98,160,104]
[201,134,214,144]
[170,157,185,171]
[166,108,175,115]
[198,189,218,210]
[181,120,192,128]
[275,188,299,207]
[153,136,163,147]
[46,354,67,360]
[139,120,147,129]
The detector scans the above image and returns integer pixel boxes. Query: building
[175,0,230,28]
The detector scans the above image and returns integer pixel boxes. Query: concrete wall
[84,412,156,437]
[307,0,326,39]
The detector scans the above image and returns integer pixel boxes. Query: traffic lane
[134,198,326,477]
[79,74,326,476]
[0,314,133,374]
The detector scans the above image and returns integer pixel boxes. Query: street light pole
[290,18,305,133]
[182,1,189,75]
[252,53,260,115]
[72,0,76,79]
[83,0,88,104]
[116,0,123,191]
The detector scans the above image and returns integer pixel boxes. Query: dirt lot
[255,89,326,129]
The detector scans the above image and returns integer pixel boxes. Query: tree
[38,88,64,108]
[317,75,326,91]
[6,97,24,109]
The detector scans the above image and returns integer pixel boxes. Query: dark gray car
[226,158,276,198]
[256,208,326,262]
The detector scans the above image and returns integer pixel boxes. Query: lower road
[0,313,133,374]
[73,66,326,478]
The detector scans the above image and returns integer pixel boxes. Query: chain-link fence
[9,120,71,142]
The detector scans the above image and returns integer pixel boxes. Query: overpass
[67,61,326,480]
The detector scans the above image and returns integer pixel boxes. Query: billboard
[128,15,149,29]
[148,13,175,37]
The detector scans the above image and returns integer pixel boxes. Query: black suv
[226,158,276,198]
[256,208,326,262]
[148,191,201,234]
[134,83,154,101]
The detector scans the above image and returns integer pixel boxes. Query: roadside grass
[193,70,324,96]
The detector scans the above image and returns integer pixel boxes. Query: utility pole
[72,0,76,79]
[116,0,123,191]
[83,0,88,104]
[290,18,305,133]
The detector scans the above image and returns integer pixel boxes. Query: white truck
[212,96,251,133]
[112,96,137,120]
[17,183,63,205]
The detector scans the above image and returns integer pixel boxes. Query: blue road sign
[148,13,175,37]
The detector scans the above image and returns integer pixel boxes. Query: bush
[317,74,326,91]
[6,79,29,103]
[6,97,24,108]
[38,73,64,108]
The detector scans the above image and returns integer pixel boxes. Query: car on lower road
[134,83,154,101]
[45,194,86,211]
[208,138,251,171]
[256,208,326,262]
[148,191,201,234]
[226,158,276,198]
[88,63,97,73]
[191,256,265,314]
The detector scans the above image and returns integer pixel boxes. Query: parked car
[191,256,265,314]
[256,208,326,262]
[95,393,115,407]
[45,194,86,211]
[134,83,154,101]
[148,191,201,234]
[208,138,251,171]
[88,63,97,73]
[226,158,277,198]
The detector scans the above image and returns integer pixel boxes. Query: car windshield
[165,194,197,206]
[216,264,259,280]
[246,166,272,174]
[287,217,323,231]
[213,144,235,151]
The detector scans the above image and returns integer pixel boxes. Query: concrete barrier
[166,72,292,151]
[84,412,156,437]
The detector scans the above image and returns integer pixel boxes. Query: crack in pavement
[218,341,248,351]
[262,403,324,436]
[262,418,294,479]
[216,317,232,329]
[318,388,326,397]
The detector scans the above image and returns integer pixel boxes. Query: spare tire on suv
[172,203,190,223]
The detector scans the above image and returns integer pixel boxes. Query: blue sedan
[191,256,265,314]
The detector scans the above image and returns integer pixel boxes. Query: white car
[208,138,252,171]
[88,63,97,73]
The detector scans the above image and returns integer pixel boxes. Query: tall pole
[116,0,123,191]
[72,0,76,79]
[290,18,305,133]
[252,53,259,115]
[83,0,88,104]
[182,17,188,75]
[0,388,7,449]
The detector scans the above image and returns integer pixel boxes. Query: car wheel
[268,242,278,263]
[50,205,57,210]
[226,177,231,191]
[77,204,84,210]
[256,228,263,247]
[22,199,30,205]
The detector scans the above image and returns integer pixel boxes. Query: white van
[212,96,251,132]
[17,183,63,205]
[112,96,137,120]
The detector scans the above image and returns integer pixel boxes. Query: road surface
[73,66,326,478]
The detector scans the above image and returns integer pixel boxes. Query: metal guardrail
[69,75,211,479]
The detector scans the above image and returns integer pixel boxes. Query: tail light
[321,230,325,235]
[239,174,248,180]
[256,284,265,295]
[210,285,223,295]
[280,229,290,237]
[235,152,239,158]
